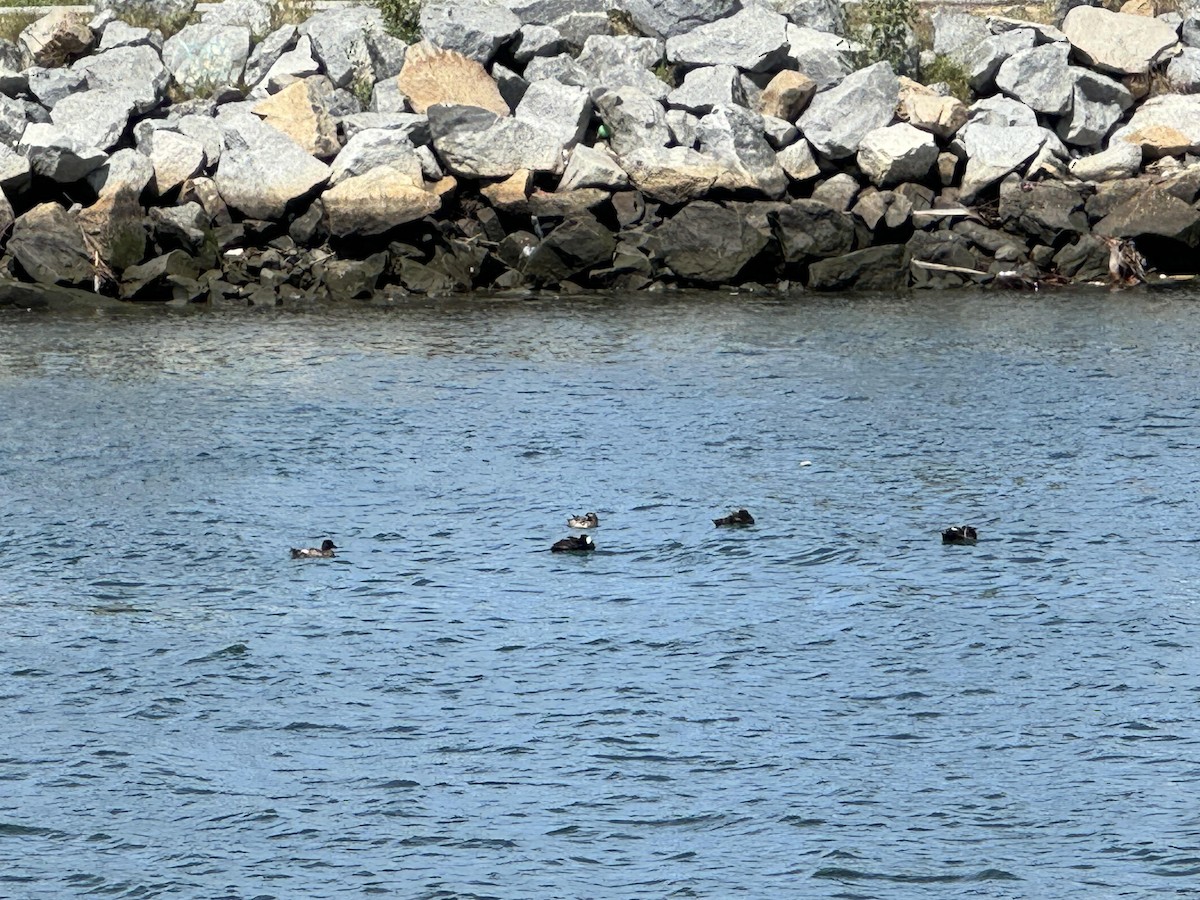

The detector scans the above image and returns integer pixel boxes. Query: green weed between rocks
[845,0,916,72]
[921,54,972,102]
[0,11,38,44]
[269,0,314,31]
[373,0,421,43]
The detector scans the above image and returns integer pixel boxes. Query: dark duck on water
[551,534,595,552]
[713,508,755,527]
[941,526,978,545]
[291,539,337,558]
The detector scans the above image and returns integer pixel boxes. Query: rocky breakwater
[3,0,1200,308]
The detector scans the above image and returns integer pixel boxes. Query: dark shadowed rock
[771,199,856,262]
[1095,188,1200,247]
[998,179,1088,246]
[9,203,93,285]
[522,211,616,283]
[659,200,770,282]
[322,252,387,300]
[807,245,909,291]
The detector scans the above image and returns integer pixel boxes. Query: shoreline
[1,0,1199,306]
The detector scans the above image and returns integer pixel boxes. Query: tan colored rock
[396,41,509,117]
[322,166,441,236]
[1112,94,1200,157]
[253,77,340,159]
[481,169,532,211]
[757,70,816,121]
[77,187,146,274]
[1119,0,1155,16]
[19,11,92,68]
[620,146,722,205]
[902,93,968,139]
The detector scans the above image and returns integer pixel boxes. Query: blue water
[1,290,1199,899]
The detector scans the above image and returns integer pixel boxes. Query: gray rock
[959,124,1046,202]
[857,122,938,187]
[660,200,770,282]
[666,4,791,72]
[214,111,330,218]
[501,0,612,46]
[162,24,251,97]
[621,0,740,40]
[798,62,898,160]
[1063,7,1180,75]
[986,15,1065,44]
[594,87,672,156]
[257,34,320,96]
[244,25,297,90]
[577,35,668,100]
[665,108,700,147]
[368,78,411,114]
[0,94,29,148]
[1057,69,1133,148]
[340,112,430,145]
[783,25,852,89]
[0,39,26,97]
[1168,46,1200,91]
[762,114,798,149]
[963,95,1038,132]
[778,137,820,181]
[489,62,524,112]
[697,103,786,197]
[963,27,1036,93]
[1184,12,1200,49]
[931,9,991,62]
[558,143,629,191]
[427,103,564,177]
[328,128,422,185]
[151,202,208,256]
[365,27,408,82]
[771,0,845,34]
[50,89,138,152]
[420,0,521,64]
[98,21,161,52]
[87,147,154,198]
[201,0,272,37]
[300,6,381,89]
[512,24,565,64]
[143,129,206,194]
[995,42,1073,115]
[1068,139,1141,182]
[322,253,387,300]
[19,123,108,182]
[72,45,168,114]
[174,114,223,167]
[667,64,744,114]
[0,142,30,192]
[515,79,591,149]
[9,202,92,285]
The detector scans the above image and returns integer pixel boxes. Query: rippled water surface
[2,290,1200,899]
